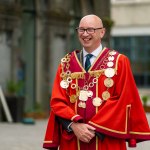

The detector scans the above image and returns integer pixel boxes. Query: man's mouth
[83,38,91,42]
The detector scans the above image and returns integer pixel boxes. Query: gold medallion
[70,95,77,103]
[78,101,86,108]
[92,97,102,107]
[102,91,110,100]
[60,80,69,89]
[109,51,116,55]
[79,90,88,101]
[107,61,114,67]
[104,68,115,78]
[104,78,114,88]
[108,56,114,61]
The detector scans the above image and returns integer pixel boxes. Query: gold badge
[92,97,102,107]
[108,56,114,61]
[60,80,69,89]
[109,51,116,55]
[78,101,86,108]
[79,90,88,101]
[104,68,115,78]
[107,61,114,67]
[70,95,77,103]
[102,91,110,100]
[104,78,114,88]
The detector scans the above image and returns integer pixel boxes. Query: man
[43,14,150,150]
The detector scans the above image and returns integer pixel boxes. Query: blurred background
[0,0,150,150]
[0,0,150,122]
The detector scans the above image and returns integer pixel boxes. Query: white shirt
[83,44,103,68]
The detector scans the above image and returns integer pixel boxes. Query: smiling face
[77,15,105,53]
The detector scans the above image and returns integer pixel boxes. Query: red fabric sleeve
[50,64,82,121]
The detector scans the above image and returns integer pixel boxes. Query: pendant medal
[104,68,115,78]
[70,95,77,103]
[108,56,114,61]
[102,91,110,100]
[107,61,114,67]
[79,90,88,101]
[78,101,86,108]
[104,78,114,88]
[92,97,102,107]
[60,80,69,89]
[109,51,116,55]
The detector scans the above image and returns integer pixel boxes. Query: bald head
[79,15,103,28]
[77,14,105,53]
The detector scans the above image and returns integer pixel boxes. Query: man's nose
[82,30,89,35]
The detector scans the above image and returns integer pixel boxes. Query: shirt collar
[83,44,102,58]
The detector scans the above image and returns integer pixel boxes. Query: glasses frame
[76,27,103,34]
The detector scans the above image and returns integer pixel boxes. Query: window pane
[111,36,150,87]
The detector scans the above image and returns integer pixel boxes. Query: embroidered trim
[44,140,53,143]
[71,72,85,79]
[71,115,80,121]
[130,131,150,135]
[115,54,121,73]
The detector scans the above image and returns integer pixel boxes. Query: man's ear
[100,28,106,38]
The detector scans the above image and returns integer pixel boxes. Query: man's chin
[82,42,91,47]
[83,44,91,49]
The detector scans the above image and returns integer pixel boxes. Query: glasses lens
[77,28,84,33]
[87,28,94,33]
[76,28,96,34]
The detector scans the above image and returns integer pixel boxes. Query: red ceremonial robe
[43,48,150,150]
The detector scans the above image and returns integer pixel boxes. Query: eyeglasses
[76,27,103,34]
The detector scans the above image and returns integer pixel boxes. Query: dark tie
[85,54,93,72]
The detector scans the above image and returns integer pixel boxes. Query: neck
[84,44,102,53]
[84,48,95,53]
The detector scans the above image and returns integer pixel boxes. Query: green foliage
[102,17,114,29]
[6,80,24,95]
[34,102,43,113]
[25,102,43,113]
[142,95,149,106]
